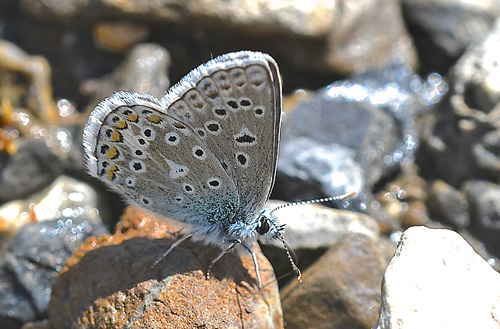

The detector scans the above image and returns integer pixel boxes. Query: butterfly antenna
[266,191,356,284]
[270,221,303,283]
[269,191,356,217]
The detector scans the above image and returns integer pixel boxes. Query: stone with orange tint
[49,206,283,329]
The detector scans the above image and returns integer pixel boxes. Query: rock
[403,0,500,58]
[48,206,283,329]
[18,0,417,75]
[374,226,500,329]
[261,199,389,286]
[463,180,500,255]
[263,200,379,250]
[0,176,109,328]
[21,320,50,329]
[92,22,150,53]
[277,137,364,201]
[0,140,63,202]
[81,43,171,108]
[0,39,59,124]
[281,233,392,329]
[420,20,500,185]
[326,0,417,74]
[428,180,470,228]
[0,40,85,202]
[276,63,447,217]
[0,175,107,239]
[374,165,430,231]
[20,0,335,38]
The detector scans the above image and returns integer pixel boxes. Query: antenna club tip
[346,191,357,198]
[297,274,303,283]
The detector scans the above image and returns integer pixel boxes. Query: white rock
[373,226,500,329]
[264,200,379,249]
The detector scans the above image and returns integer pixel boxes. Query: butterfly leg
[206,240,239,281]
[151,234,192,268]
[206,240,262,288]
[240,240,262,288]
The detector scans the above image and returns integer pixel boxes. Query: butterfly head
[255,208,303,283]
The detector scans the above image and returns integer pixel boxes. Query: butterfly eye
[256,217,270,235]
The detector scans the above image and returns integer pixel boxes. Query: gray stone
[403,0,500,57]
[0,140,63,203]
[0,176,109,327]
[327,0,418,74]
[428,180,470,228]
[462,180,500,255]
[81,43,171,108]
[277,63,447,216]
[421,20,500,185]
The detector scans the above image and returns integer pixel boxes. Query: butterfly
[82,51,302,287]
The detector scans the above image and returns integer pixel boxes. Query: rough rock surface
[49,206,283,329]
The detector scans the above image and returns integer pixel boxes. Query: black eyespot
[133,162,142,171]
[240,99,251,107]
[235,134,256,144]
[227,100,238,109]
[195,149,204,157]
[135,150,143,156]
[255,107,264,116]
[207,123,220,132]
[100,145,109,154]
[138,138,146,145]
[184,184,193,192]
[142,198,150,205]
[111,116,120,123]
[237,154,247,165]
[256,217,270,235]
[214,108,227,116]
[197,129,205,137]
[209,180,219,187]
[144,129,152,137]
[123,110,132,115]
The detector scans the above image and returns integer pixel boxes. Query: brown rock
[93,22,150,53]
[280,233,391,329]
[49,206,283,329]
[21,320,51,329]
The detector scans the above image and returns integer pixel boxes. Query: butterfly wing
[164,51,282,224]
[83,51,281,233]
[83,91,239,226]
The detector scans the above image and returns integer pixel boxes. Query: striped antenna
[269,191,356,217]
[266,190,356,283]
